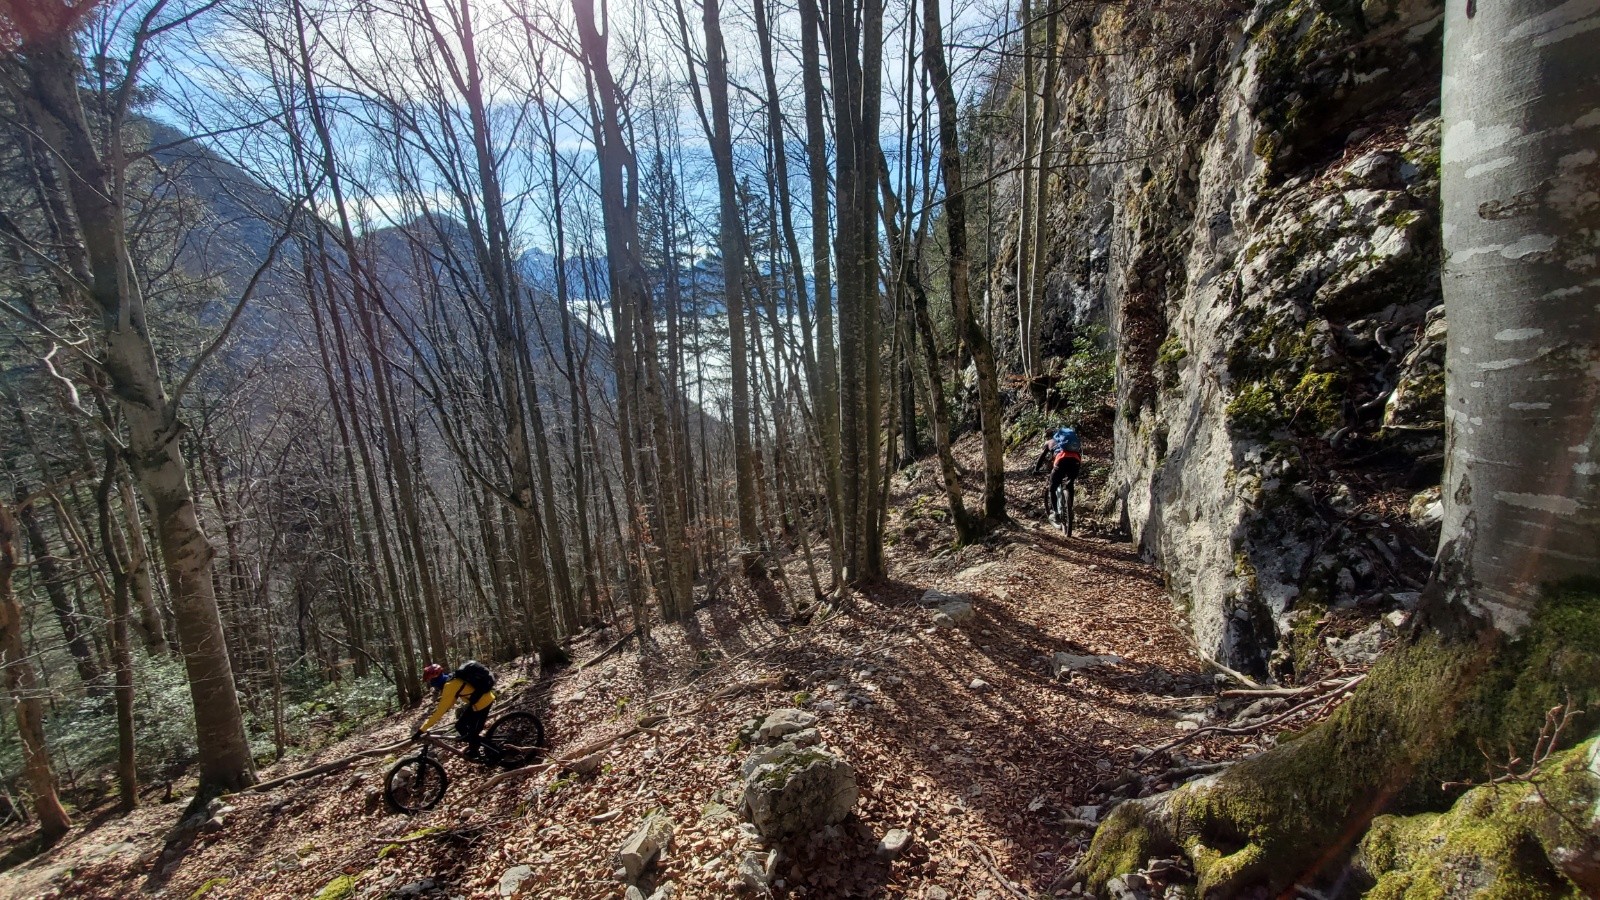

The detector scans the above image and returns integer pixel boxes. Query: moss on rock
[1075,581,1600,895]
[1357,739,1599,898]
[1077,792,1169,888]
[1287,601,1328,680]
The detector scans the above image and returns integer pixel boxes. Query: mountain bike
[1054,477,1076,537]
[383,710,545,813]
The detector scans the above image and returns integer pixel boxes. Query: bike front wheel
[384,754,448,813]
[484,711,545,769]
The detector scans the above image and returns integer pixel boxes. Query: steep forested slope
[1,436,1354,899]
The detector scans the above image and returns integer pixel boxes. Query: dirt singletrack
[2,435,1253,899]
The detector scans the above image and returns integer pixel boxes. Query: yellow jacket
[419,676,495,731]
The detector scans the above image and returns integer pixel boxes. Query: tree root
[1147,675,1365,758]
[1073,584,1600,897]
[248,738,413,793]
[483,714,668,790]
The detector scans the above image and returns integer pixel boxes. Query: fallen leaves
[7,436,1272,899]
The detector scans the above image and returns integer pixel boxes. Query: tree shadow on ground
[739,547,1206,892]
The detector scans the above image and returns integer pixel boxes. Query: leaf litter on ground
[1,434,1352,899]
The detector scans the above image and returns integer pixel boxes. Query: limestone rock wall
[1005,0,1450,674]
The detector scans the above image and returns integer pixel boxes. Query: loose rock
[1327,619,1393,666]
[938,600,975,623]
[497,864,534,897]
[738,849,778,893]
[877,828,913,860]
[1106,871,1151,899]
[567,751,606,778]
[616,814,675,885]
[741,743,858,840]
[917,588,966,607]
[1052,652,1123,677]
[756,709,817,743]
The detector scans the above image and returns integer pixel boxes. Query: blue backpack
[1053,427,1081,454]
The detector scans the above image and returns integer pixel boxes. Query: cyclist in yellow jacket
[413,662,496,758]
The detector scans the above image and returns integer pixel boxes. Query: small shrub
[1052,326,1116,425]
[1156,334,1187,389]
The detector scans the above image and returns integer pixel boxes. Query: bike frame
[413,730,471,760]
[413,721,512,765]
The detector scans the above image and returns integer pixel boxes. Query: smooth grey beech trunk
[19,38,256,794]
[703,0,764,552]
[1439,0,1600,631]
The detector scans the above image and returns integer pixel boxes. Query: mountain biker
[1030,426,1082,523]
[413,661,497,759]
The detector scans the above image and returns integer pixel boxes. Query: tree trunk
[0,497,73,843]
[1015,0,1036,380]
[1075,3,1600,892]
[1434,0,1600,624]
[898,230,981,545]
[829,0,887,583]
[703,0,763,552]
[573,0,686,626]
[797,0,845,588]
[923,0,1010,524]
[1026,0,1058,392]
[541,152,604,617]
[17,37,256,794]
[115,477,167,655]
[16,493,103,691]
[94,454,138,811]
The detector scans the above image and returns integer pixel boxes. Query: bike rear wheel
[484,711,545,769]
[1057,482,1075,537]
[384,755,448,813]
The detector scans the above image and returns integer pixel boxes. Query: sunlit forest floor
[0,435,1363,899]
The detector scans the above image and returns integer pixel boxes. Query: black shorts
[1051,456,1080,484]
[456,704,490,742]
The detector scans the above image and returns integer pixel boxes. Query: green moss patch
[1288,602,1329,680]
[312,874,359,900]
[189,877,229,900]
[1076,580,1600,895]
[1223,307,1346,439]
[1359,739,1598,898]
[1078,800,1164,888]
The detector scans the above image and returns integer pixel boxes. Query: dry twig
[1148,675,1367,758]
[964,839,1032,899]
[1442,698,1583,791]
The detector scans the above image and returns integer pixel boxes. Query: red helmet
[422,663,446,685]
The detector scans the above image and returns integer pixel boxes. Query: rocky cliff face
[999,0,1449,675]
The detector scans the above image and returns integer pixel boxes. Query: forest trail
[2,437,1262,899]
